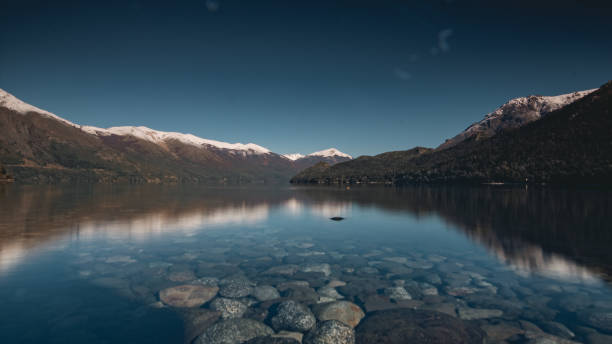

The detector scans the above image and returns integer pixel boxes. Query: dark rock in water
[303,320,355,344]
[280,285,320,305]
[270,300,316,332]
[219,281,253,298]
[337,280,382,301]
[359,294,422,313]
[252,285,281,302]
[245,337,301,344]
[178,308,220,344]
[355,309,486,344]
[330,217,345,221]
[194,318,274,344]
[159,285,219,308]
[313,301,365,328]
[210,297,248,319]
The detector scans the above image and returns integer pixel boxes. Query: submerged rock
[303,320,355,344]
[384,286,412,301]
[159,285,218,308]
[179,308,221,344]
[210,297,248,319]
[314,301,365,328]
[457,307,503,320]
[192,277,220,287]
[253,285,281,302]
[219,281,253,298]
[355,309,486,344]
[270,300,316,332]
[195,318,274,344]
[300,264,332,277]
[317,286,343,300]
[272,331,304,342]
[168,270,196,282]
[264,265,300,276]
[325,280,346,288]
[245,337,300,344]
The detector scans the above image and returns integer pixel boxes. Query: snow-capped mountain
[0,88,78,127]
[1,88,271,156]
[282,153,305,161]
[283,148,352,160]
[438,89,596,150]
[283,148,352,170]
[82,126,270,155]
[0,88,347,184]
[307,148,352,159]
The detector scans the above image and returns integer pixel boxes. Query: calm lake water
[0,185,611,343]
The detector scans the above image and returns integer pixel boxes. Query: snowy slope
[0,88,271,155]
[438,89,597,150]
[82,125,270,154]
[283,148,352,161]
[307,148,352,159]
[0,88,78,128]
[282,153,305,161]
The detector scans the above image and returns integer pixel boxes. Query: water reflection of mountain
[296,186,612,283]
[1,184,611,282]
[0,185,289,273]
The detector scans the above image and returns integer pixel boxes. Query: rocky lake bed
[63,225,612,344]
[1,185,611,344]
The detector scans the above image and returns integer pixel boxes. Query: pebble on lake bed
[252,285,281,302]
[270,300,317,332]
[159,285,219,308]
[303,320,355,344]
[219,281,253,298]
[210,297,248,319]
[314,301,365,328]
[194,318,274,344]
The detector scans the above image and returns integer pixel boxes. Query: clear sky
[1,0,611,157]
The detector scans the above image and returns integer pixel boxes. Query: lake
[0,184,611,343]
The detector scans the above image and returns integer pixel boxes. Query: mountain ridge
[292,81,612,185]
[437,88,596,150]
[0,89,351,184]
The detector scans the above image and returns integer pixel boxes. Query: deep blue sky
[1,0,611,157]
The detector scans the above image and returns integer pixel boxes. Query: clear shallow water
[0,185,611,343]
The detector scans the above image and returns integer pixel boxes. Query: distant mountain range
[0,89,350,184]
[292,81,612,185]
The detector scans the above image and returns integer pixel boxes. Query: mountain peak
[307,148,352,159]
[282,153,305,161]
[82,125,271,154]
[438,88,597,150]
[0,88,77,127]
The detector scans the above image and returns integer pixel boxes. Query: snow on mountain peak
[307,148,352,159]
[438,88,597,150]
[82,125,271,154]
[282,153,305,161]
[0,88,78,127]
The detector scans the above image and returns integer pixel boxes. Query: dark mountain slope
[291,147,433,184]
[0,88,357,184]
[292,80,612,185]
[0,107,298,184]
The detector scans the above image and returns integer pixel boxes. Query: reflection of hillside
[0,185,290,274]
[1,184,610,283]
[294,186,612,282]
